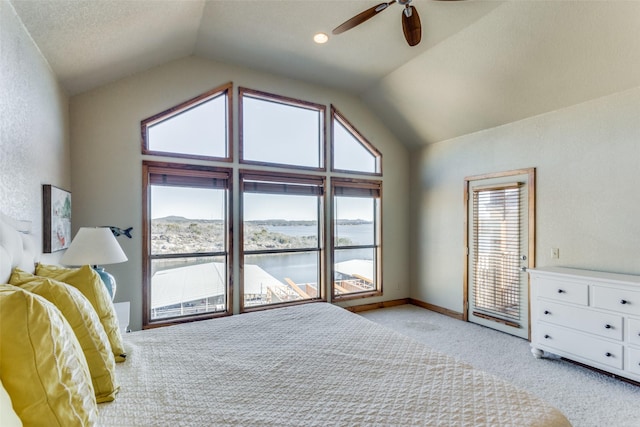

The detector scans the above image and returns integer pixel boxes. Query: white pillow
[0,379,22,427]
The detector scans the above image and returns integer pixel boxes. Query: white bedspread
[98,303,571,426]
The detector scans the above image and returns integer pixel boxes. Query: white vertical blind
[472,183,522,323]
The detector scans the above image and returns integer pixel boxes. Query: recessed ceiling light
[313,33,329,44]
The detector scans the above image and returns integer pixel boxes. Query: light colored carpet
[359,304,640,427]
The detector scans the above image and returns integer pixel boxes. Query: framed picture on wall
[43,184,72,253]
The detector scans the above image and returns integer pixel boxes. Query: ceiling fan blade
[401,5,421,46]
[332,1,396,35]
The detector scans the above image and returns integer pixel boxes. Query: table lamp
[60,227,128,300]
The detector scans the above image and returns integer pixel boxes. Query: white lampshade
[60,227,128,266]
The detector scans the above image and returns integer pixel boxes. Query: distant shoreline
[151,218,370,254]
[153,216,372,226]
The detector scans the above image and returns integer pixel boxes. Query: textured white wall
[412,87,640,313]
[70,56,410,330]
[0,1,69,264]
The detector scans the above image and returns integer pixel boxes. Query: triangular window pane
[142,84,230,160]
[332,109,380,174]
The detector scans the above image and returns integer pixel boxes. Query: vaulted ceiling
[9,0,640,148]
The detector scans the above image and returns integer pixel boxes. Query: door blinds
[472,183,522,323]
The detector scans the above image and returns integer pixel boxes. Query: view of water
[264,223,374,246]
[152,224,374,290]
[252,224,373,284]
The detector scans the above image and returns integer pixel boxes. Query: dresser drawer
[627,347,640,376]
[537,300,623,340]
[592,286,640,316]
[535,277,589,306]
[535,323,623,370]
[628,318,640,346]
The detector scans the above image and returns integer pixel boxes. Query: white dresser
[529,267,640,382]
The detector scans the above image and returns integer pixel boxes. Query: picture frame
[43,184,72,253]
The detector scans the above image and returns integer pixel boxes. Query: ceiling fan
[332,0,439,47]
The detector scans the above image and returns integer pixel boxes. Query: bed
[0,213,571,426]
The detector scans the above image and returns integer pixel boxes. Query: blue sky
[149,92,374,222]
[152,186,373,222]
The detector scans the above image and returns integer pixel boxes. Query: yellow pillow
[0,284,98,426]
[0,379,22,427]
[35,264,126,362]
[9,269,119,403]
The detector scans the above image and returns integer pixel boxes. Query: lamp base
[94,266,116,301]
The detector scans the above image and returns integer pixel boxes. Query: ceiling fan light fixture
[313,32,329,44]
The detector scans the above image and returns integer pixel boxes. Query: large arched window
[141,84,383,327]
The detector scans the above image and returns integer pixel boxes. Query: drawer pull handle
[544,334,551,339]
[605,352,613,357]
[620,299,629,305]
[557,289,565,294]
[605,324,612,329]
[544,310,551,315]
